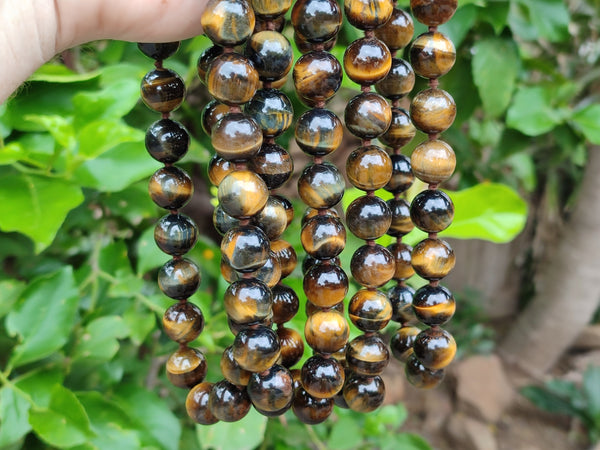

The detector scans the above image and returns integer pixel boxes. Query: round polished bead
[410,0,457,26]
[348,289,392,332]
[334,377,350,409]
[301,215,346,259]
[154,214,198,256]
[138,42,180,60]
[379,107,416,149]
[213,205,240,236]
[344,93,392,139]
[303,262,348,308]
[388,284,416,323]
[186,382,219,425]
[387,198,415,237]
[346,334,389,376]
[158,258,200,300]
[410,31,456,79]
[228,316,273,336]
[301,354,345,398]
[201,0,255,46]
[410,88,456,134]
[413,284,456,326]
[272,284,300,324]
[374,8,414,51]
[246,32,293,81]
[413,327,456,370]
[254,196,288,240]
[212,113,263,161]
[298,163,345,209]
[343,375,385,413]
[346,145,392,191]
[224,279,272,324]
[218,171,269,219]
[346,196,392,240]
[302,207,339,226]
[291,0,342,43]
[388,242,415,281]
[221,225,270,272]
[166,347,207,389]
[294,33,337,54]
[293,51,343,106]
[201,100,230,136]
[305,300,344,317]
[248,364,294,412]
[292,388,334,424]
[271,239,297,278]
[245,89,293,137]
[146,119,189,164]
[351,244,395,288]
[163,302,204,344]
[149,166,193,210]
[295,108,343,156]
[411,140,456,185]
[390,326,420,362]
[305,309,349,353]
[245,251,282,288]
[274,195,294,226]
[375,58,415,100]
[385,154,414,194]
[344,38,392,85]
[207,54,260,105]
[344,0,393,29]
[410,189,454,233]
[252,0,292,18]
[221,345,252,386]
[412,238,455,280]
[209,380,252,422]
[233,326,281,372]
[250,144,293,190]
[141,69,185,113]
[277,327,305,368]
[208,155,234,186]
[197,45,225,83]
[405,354,445,389]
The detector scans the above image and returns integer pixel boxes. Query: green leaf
[136,225,168,275]
[572,104,600,144]
[196,408,267,450]
[0,174,84,252]
[77,119,144,160]
[0,142,25,165]
[29,64,102,83]
[73,316,129,362]
[472,37,519,118]
[439,4,477,48]
[0,279,26,318]
[364,404,408,437]
[583,366,600,419]
[328,415,363,449]
[509,0,570,42]
[25,114,76,150]
[521,385,581,417]
[0,387,31,447]
[6,267,79,366]
[382,433,432,450]
[479,1,510,34]
[506,86,564,136]
[15,369,65,408]
[123,305,156,345]
[73,79,141,124]
[29,384,94,448]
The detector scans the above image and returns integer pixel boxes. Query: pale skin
[0,0,208,104]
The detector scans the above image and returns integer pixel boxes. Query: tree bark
[499,146,600,378]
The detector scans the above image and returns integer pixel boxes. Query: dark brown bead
[141,68,185,113]
[138,42,180,60]
[379,107,416,149]
[166,347,207,388]
[246,32,293,81]
[298,163,345,209]
[202,100,230,136]
[217,171,269,219]
[294,33,337,54]
[252,0,293,18]
[291,0,342,43]
[212,113,263,161]
[374,8,414,51]
[305,309,349,353]
[305,300,344,317]
[209,380,252,422]
[250,144,293,190]
[295,108,343,156]
[346,196,392,240]
[186,382,219,425]
[387,198,414,237]
[149,166,193,210]
[207,53,260,105]
[224,279,273,324]
[233,325,281,372]
[303,262,348,308]
[242,251,281,288]
[301,354,345,398]
[213,204,240,236]
[228,316,273,336]
[301,215,346,259]
[158,258,200,300]
[350,244,395,288]
[346,145,393,191]
[245,89,293,137]
[254,16,286,33]
[292,388,334,424]
[343,375,385,413]
[221,225,270,273]
[344,0,393,30]
[405,354,445,389]
[221,345,252,386]
[273,195,294,226]
[411,139,456,185]
[413,284,455,326]
[154,214,198,256]
[410,88,456,134]
[201,0,255,46]
[375,58,415,100]
[254,196,288,240]
[208,155,234,186]
[343,38,391,85]
[163,302,204,344]
[146,119,189,164]
[272,284,300,324]
[348,289,392,332]
[271,239,297,278]
[388,242,415,281]
[413,327,456,370]
[346,334,389,376]
[410,31,456,79]
[412,238,455,280]
[290,368,302,389]
[410,0,457,26]
[302,207,339,226]
[388,284,416,323]
[303,255,340,275]
[293,51,343,106]
[248,364,294,413]
[390,326,420,362]
[344,92,392,139]
[385,154,415,194]
[277,326,305,368]
[197,45,225,84]
[410,189,454,233]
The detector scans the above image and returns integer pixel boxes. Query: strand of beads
[341,0,397,413]
[139,43,208,400]
[291,0,349,425]
[403,0,458,389]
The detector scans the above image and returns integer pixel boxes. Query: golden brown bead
[213,205,240,236]
[410,31,456,79]
[221,345,252,386]
[166,347,207,389]
[292,388,334,424]
[154,214,198,256]
[344,0,393,30]
[207,53,260,106]
[228,316,273,336]
[295,108,343,156]
[379,107,416,149]
[303,262,348,308]
[344,92,392,139]
[301,354,345,398]
[277,326,305,368]
[410,0,457,26]
[248,364,294,413]
[348,289,392,332]
[410,139,456,185]
[233,325,281,372]
[224,279,273,324]
[291,0,342,43]
[163,302,204,344]
[375,58,415,100]
[198,45,225,84]
[274,195,294,226]
[387,198,415,237]
[305,300,344,317]
[346,196,392,240]
[351,244,395,288]
[410,189,454,233]
[271,239,297,279]
[254,196,288,240]
[208,155,234,186]
[272,284,300,324]
[412,284,456,326]
[410,88,456,134]
[412,238,455,280]
[390,326,420,362]
[388,284,416,323]
[301,215,346,259]
[346,334,389,376]
[212,113,263,161]
[141,68,185,113]
[413,327,456,370]
[245,89,293,137]
[343,38,392,85]
[293,51,343,106]
[343,375,385,413]
[149,166,193,210]
[249,143,293,190]
[302,207,339,226]
[186,382,219,425]
[388,242,415,281]
[201,0,256,46]
[158,258,201,300]
[305,309,349,353]
[346,145,393,191]
[386,154,414,194]
[252,0,293,18]
[217,171,269,219]
[246,32,293,81]
[374,8,414,51]
[209,380,252,422]
[405,354,445,389]
[202,100,230,135]
[298,163,345,209]
[220,225,270,273]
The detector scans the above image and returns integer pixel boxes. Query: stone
[573,325,600,350]
[446,414,498,450]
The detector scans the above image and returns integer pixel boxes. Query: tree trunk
[499,146,600,378]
